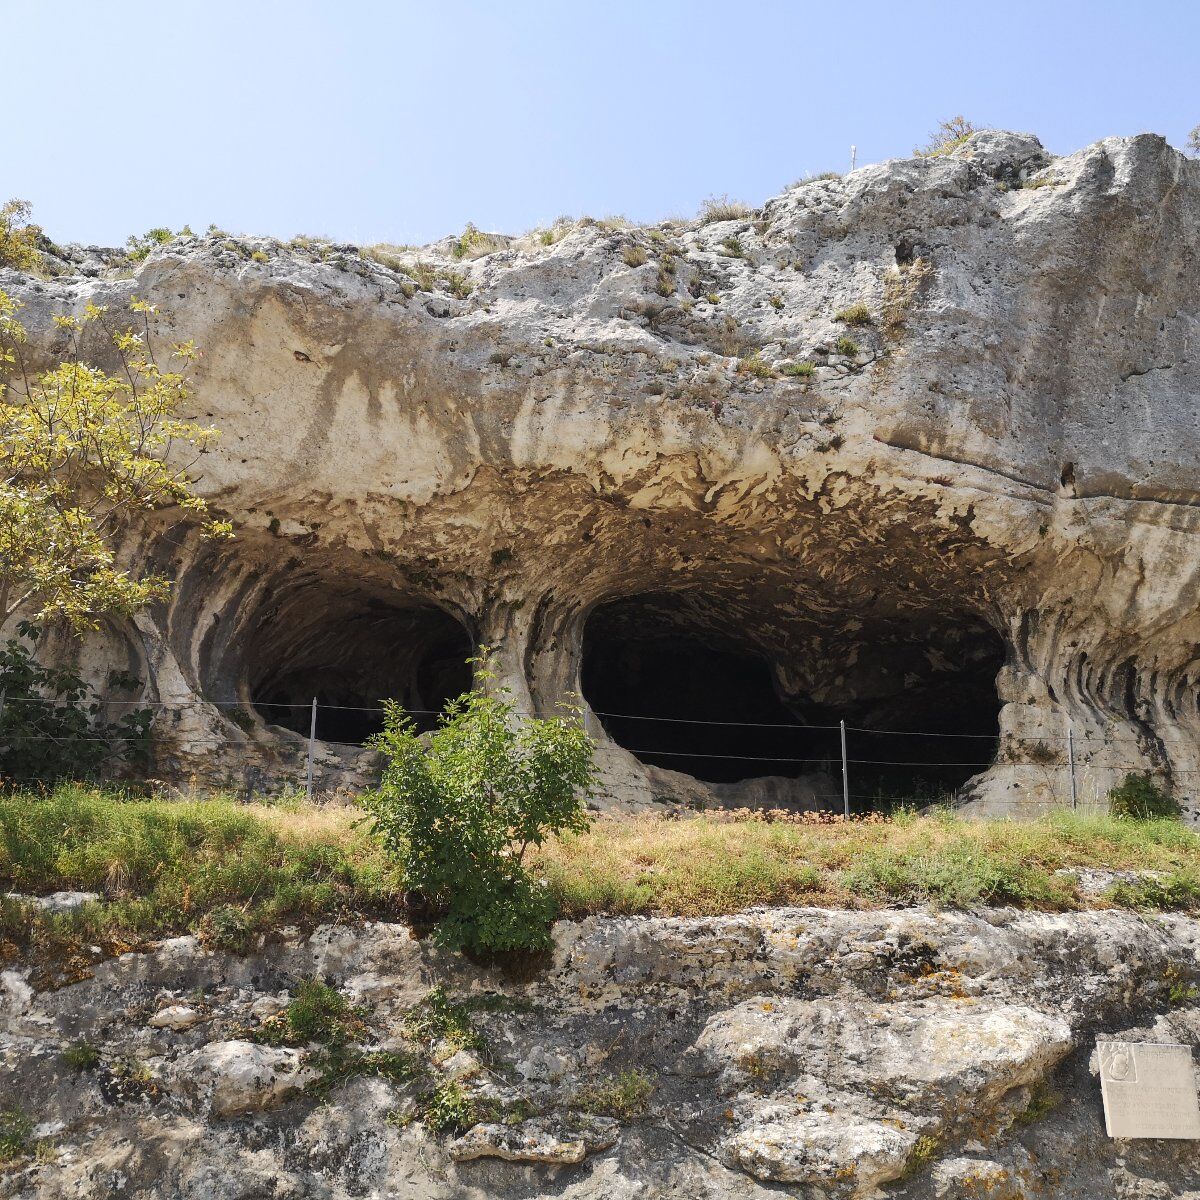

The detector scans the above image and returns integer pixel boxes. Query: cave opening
[248,592,473,745]
[581,593,1006,809]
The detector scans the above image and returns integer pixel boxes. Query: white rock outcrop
[4,129,1200,815]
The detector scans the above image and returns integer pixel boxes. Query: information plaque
[1098,1040,1200,1139]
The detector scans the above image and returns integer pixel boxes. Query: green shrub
[442,270,472,299]
[621,243,648,267]
[719,234,744,258]
[780,361,815,378]
[451,223,504,260]
[420,1081,478,1134]
[0,623,152,783]
[574,1068,655,1119]
[1108,772,1180,820]
[0,200,45,272]
[365,655,595,952]
[61,1040,101,1071]
[915,115,978,158]
[255,978,365,1047]
[736,354,774,379]
[198,904,254,954]
[125,227,176,262]
[834,302,872,326]
[0,1107,30,1163]
[834,335,860,357]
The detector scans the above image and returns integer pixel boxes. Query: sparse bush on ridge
[915,115,978,158]
[699,195,753,224]
[0,200,46,273]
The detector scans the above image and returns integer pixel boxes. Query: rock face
[4,130,1200,814]
[3,908,1200,1197]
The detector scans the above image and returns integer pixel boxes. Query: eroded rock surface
[2,907,1200,1197]
[4,129,1200,814]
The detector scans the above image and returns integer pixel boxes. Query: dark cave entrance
[249,595,473,745]
[581,593,1006,808]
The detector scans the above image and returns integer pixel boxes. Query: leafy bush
[0,1107,30,1163]
[0,624,151,783]
[125,227,176,262]
[61,1039,101,1071]
[834,335,860,357]
[0,200,45,273]
[366,658,595,952]
[1108,772,1180,820]
[255,978,366,1047]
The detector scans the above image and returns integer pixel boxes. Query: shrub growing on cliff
[0,290,231,630]
[365,657,595,952]
[1108,772,1179,820]
[0,200,45,273]
[0,623,151,783]
[915,115,978,158]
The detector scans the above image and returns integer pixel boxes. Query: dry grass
[3,790,1200,980]
[535,809,1200,916]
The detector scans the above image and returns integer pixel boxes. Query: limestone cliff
[2,907,1200,1198]
[4,130,1200,815]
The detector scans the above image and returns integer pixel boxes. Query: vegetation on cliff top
[3,786,1200,980]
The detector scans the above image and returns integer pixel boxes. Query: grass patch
[4,790,1200,978]
[0,1107,31,1163]
[699,195,752,224]
[0,786,402,977]
[780,360,815,378]
[574,1068,655,1119]
[834,302,872,326]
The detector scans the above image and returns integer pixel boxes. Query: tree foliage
[0,288,231,630]
[0,622,151,783]
[0,200,45,274]
[1189,125,1200,158]
[1108,771,1179,820]
[915,116,979,158]
[365,658,595,952]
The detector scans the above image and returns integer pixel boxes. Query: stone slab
[1098,1040,1200,1139]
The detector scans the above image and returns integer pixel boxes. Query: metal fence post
[1067,723,1078,811]
[840,719,850,819]
[305,697,317,801]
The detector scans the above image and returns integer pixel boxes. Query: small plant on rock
[915,115,978,158]
[574,1068,655,1119]
[834,335,860,358]
[0,200,46,273]
[780,360,815,378]
[621,243,648,267]
[0,1107,31,1162]
[366,652,595,952]
[699,195,752,224]
[834,302,872,326]
[1108,772,1180,820]
[62,1039,101,1072]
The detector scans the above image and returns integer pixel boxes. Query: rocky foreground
[2,906,1200,1198]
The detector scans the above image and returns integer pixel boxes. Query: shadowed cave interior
[581,593,1007,808]
[249,593,473,744]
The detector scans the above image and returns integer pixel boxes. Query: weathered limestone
[4,129,1200,815]
[3,907,1200,1197]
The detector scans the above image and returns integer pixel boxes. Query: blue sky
[6,0,1197,248]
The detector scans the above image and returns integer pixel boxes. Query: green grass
[3,789,1200,978]
[0,785,401,976]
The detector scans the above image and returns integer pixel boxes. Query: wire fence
[0,690,1183,812]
